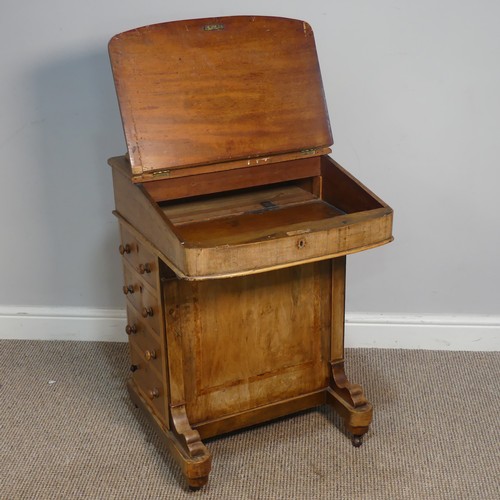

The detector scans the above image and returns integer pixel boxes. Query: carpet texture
[0,340,498,499]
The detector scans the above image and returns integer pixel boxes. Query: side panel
[321,155,388,212]
[164,261,332,425]
[110,158,187,275]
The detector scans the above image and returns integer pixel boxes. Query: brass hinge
[152,169,171,177]
[301,148,317,155]
[203,23,225,31]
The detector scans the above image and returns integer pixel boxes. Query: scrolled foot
[330,361,368,408]
[326,362,373,445]
[170,406,208,458]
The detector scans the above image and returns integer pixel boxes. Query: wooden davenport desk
[108,16,393,489]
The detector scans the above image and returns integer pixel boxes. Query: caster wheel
[187,476,208,490]
[352,435,363,447]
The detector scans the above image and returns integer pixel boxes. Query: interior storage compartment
[111,153,393,280]
[161,183,343,245]
[154,156,392,269]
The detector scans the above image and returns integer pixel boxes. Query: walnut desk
[108,16,393,489]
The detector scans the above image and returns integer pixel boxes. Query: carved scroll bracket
[170,405,208,459]
[329,360,368,408]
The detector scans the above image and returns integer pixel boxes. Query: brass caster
[187,476,208,490]
[352,435,363,447]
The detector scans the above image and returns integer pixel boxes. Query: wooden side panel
[167,262,331,424]
[331,256,346,361]
[109,157,187,274]
[108,16,332,177]
[321,156,387,212]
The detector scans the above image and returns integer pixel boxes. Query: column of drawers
[119,225,169,426]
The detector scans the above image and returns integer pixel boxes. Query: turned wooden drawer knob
[125,324,137,335]
[122,285,134,295]
[119,244,131,255]
[142,307,154,318]
[148,387,160,400]
[139,263,152,274]
[145,349,157,361]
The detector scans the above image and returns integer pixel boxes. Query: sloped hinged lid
[109,16,333,181]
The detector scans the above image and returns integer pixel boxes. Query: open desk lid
[109,16,333,182]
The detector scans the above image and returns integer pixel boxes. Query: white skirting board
[344,313,500,351]
[0,306,126,343]
[0,306,499,351]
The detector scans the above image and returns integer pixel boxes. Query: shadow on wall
[29,48,126,308]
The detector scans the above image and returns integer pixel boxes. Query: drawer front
[119,226,157,290]
[130,343,166,422]
[122,264,142,311]
[126,306,163,376]
[122,262,161,333]
[139,285,160,335]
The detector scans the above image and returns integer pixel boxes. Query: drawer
[126,306,163,376]
[130,343,166,422]
[122,264,142,312]
[119,225,158,290]
[139,285,161,335]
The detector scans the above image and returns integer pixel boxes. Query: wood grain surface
[108,15,393,488]
[109,16,332,179]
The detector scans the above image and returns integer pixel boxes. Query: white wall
[1,1,499,344]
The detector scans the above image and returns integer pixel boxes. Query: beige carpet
[0,340,498,499]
